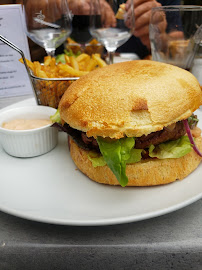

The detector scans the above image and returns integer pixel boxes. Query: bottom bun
[69,136,202,186]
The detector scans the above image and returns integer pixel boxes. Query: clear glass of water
[23,0,72,56]
[90,0,135,64]
[149,5,202,70]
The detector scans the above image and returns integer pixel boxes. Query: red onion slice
[183,119,202,157]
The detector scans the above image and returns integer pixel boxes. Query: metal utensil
[0,34,39,104]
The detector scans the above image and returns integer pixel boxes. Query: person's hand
[100,0,116,27]
[67,0,91,15]
[126,0,165,48]
[68,0,116,27]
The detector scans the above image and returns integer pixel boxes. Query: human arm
[68,0,116,27]
[126,0,165,49]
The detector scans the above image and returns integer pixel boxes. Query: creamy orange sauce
[2,119,52,130]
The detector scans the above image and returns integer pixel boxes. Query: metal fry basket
[0,34,79,108]
[30,74,78,108]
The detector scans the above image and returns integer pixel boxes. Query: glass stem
[46,49,55,57]
[108,51,115,65]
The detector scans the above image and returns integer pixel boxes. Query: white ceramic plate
[0,98,201,226]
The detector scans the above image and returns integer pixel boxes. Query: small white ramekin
[0,106,58,158]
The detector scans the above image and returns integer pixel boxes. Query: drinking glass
[90,0,135,64]
[149,6,202,70]
[68,0,92,44]
[23,0,72,56]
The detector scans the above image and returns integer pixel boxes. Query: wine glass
[90,0,135,64]
[23,0,72,56]
[149,5,202,70]
[68,0,92,44]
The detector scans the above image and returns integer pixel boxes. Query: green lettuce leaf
[56,50,82,64]
[149,136,192,159]
[88,148,142,168]
[50,109,61,124]
[96,137,135,187]
[55,54,66,64]
[64,49,81,57]
[88,151,106,167]
[126,148,143,164]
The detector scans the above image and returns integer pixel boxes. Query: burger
[52,60,202,187]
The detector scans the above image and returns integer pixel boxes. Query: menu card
[0,4,33,98]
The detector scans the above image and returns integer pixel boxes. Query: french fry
[115,4,126,20]
[86,58,98,71]
[92,54,107,68]
[36,69,47,78]
[49,57,56,68]
[33,61,42,75]
[69,56,79,70]
[76,53,89,63]
[19,53,107,108]
[58,64,88,77]
[20,53,106,78]
[44,56,52,66]
[66,38,103,55]
[19,58,34,71]
[64,55,70,64]
[67,37,77,45]
[89,39,99,45]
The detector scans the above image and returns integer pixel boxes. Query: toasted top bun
[59,60,202,139]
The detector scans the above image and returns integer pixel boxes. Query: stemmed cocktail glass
[90,0,135,64]
[23,0,72,56]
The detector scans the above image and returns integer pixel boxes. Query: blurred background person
[118,0,181,58]
[1,0,183,60]
[67,0,182,59]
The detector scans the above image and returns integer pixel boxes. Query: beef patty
[60,121,187,152]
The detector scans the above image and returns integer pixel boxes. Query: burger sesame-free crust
[59,60,202,139]
[69,137,202,186]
